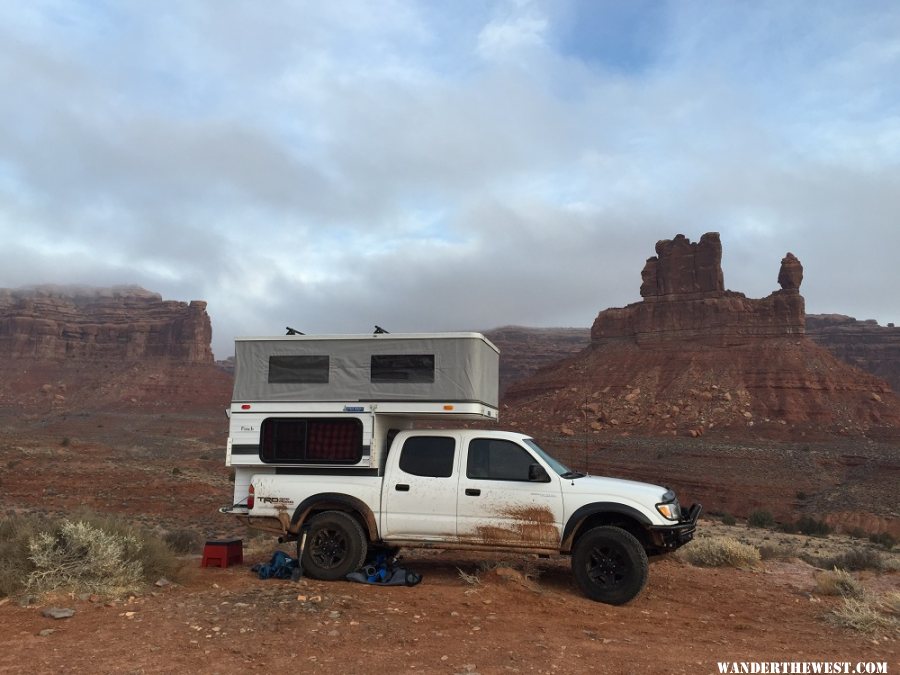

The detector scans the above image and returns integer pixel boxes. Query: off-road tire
[301,511,368,581]
[571,525,649,605]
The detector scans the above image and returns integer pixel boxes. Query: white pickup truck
[221,332,699,604]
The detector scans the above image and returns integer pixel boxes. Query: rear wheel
[571,526,649,605]
[301,511,368,581]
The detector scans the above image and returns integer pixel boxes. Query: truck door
[457,436,563,549]
[382,433,460,541]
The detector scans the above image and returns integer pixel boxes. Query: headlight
[656,498,681,521]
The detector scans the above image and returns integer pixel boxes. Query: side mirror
[528,463,550,483]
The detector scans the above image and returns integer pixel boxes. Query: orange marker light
[443,404,454,411]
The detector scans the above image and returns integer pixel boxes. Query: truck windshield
[523,438,575,477]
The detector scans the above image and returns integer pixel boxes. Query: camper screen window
[370,354,435,383]
[267,355,330,384]
[259,418,362,463]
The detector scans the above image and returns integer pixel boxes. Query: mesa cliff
[0,286,229,413]
[0,285,213,363]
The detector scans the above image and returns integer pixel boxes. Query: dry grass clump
[814,569,863,599]
[680,536,761,569]
[0,514,46,597]
[163,527,203,554]
[0,512,183,599]
[827,592,899,634]
[803,547,885,572]
[457,567,481,586]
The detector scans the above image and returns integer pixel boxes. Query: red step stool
[201,539,243,568]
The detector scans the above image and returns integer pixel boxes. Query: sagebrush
[680,536,760,568]
[814,569,863,598]
[0,513,182,599]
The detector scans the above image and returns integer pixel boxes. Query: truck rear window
[398,436,455,477]
[259,418,362,463]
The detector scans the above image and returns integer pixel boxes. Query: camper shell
[225,333,500,494]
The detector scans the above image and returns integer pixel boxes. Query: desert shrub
[868,532,895,550]
[795,516,831,537]
[748,510,775,529]
[680,537,760,569]
[778,522,798,534]
[0,513,181,599]
[847,527,867,540]
[0,514,45,597]
[26,520,145,597]
[803,548,885,572]
[163,528,203,554]
[795,491,807,500]
[721,513,736,526]
[814,569,863,598]
[827,593,899,634]
[457,567,481,586]
[171,467,183,476]
[60,437,70,447]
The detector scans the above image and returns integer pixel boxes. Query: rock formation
[0,285,213,363]
[504,233,900,437]
[592,233,805,346]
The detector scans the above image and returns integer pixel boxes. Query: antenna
[374,325,389,334]
[285,327,304,335]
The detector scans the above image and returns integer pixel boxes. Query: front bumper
[648,503,702,553]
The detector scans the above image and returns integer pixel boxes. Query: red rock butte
[505,233,900,436]
[592,233,805,346]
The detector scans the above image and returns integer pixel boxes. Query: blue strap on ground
[251,550,298,580]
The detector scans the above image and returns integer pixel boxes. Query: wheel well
[291,494,378,542]
[570,513,651,551]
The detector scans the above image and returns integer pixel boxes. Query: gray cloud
[1,1,898,357]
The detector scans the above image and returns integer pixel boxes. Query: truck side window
[467,438,535,481]
[398,436,455,478]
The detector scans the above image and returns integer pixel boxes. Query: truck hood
[563,474,669,504]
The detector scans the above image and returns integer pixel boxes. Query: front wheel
[571,526,649,605]
[300,511,368,581]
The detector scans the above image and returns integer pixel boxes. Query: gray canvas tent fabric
[232,334,499,406]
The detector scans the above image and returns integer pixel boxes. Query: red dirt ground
[0,404,897,673]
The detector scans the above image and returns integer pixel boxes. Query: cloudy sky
[1,1,899,357]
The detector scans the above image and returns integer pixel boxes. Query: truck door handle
[465,488,481,496]
[395,484,410,492]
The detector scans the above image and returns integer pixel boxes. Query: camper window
[370,354,435,383]
[268,355,330,384]
[260,418,362,463]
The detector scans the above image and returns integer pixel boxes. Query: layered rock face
[505,233,900,436]
[0,286,213,363]
[807,314,900,394]
[592,233,805,346]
